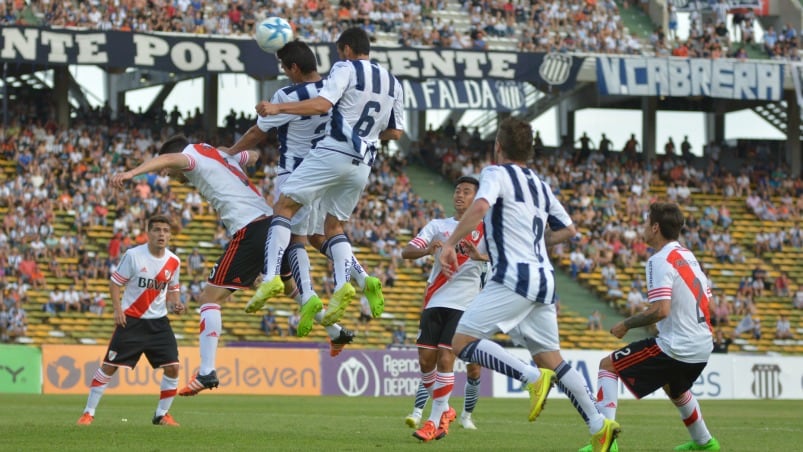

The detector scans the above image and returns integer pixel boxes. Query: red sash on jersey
[666,249,713,331]
[423,223,484,308]
[125,257,180,318]
[193,144,260,196]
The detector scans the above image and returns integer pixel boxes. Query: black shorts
[103,316,179,369]
[359,312,372,323]
[611,337,707,399]
[416,307,464,350]
[208,217,270,290]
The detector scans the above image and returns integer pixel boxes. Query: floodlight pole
[2,62,7,130]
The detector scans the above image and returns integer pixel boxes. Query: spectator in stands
[0,303,8,342]
[389,323,408,348]
[710,296,730,327]
[46,288,66,314]
[6,301,26,341]
[186,248,206,280]
[260,308,283,337]
[774,272,791,297]
[17,252,46,289]
[64,284,81,312]
[358,294,373,337]
[625,287,645,316]
[774,314,794,339]
[287,308,300,337]
[793,284,803,309]
[711,329,732,354]
[587,310,603,331]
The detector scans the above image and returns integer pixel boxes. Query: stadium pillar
[204,73,219,138]
[785,90,801,176]
[53,66,70,129]
[2,63,7,129]
[105,71,124,121]
[704,111,725,148]
[557,99,574,148]
[641,97,657,161]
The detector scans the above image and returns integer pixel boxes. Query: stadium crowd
[3,0,798,59]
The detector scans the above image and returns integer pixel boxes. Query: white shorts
[456,281,560,356]
[274,172,324,236]
[281,148,371,222]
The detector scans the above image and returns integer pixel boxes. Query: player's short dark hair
[277,40,318,74]
[455,176,479,189]
[159,135,190,155]
[496,117,532,162]
[649,202,684,240]
[147,215,172,231]
[337,27,371,55]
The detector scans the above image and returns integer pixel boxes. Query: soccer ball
[255,17,294,53]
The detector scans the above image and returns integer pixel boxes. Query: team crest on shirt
[108,350,117,361]
[164,269,171,279]
[471,230,480,241]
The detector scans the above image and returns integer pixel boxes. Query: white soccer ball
[255,17,294,53]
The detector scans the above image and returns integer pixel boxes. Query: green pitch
[1,394,800,451]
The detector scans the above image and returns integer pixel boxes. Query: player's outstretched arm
[257,97,332,116]
[545,224,578,246]
[228,125,268,155]
[379,128,403,141]
[110,153,189,189]
[401,240,442,260]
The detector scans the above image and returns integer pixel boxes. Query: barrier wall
[1,345,800,398]
[320,349,494,397]
[0,344,41,394]
[492,349,803,400]
[40,345,319,395]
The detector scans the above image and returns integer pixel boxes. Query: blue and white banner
[0,26,584,93]
[596,56,784,101]
[671,0,768,15]
[402,79,529,111]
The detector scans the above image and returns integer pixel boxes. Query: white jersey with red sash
[111,244,180,319]
[409,218,486,311]
[647,241,714,363]
[182,143,272,236]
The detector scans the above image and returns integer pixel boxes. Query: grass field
[2,394,800,451]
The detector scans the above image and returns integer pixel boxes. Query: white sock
[673,391,713,445]
[156,375,178,416]
[458,339,540,383]
[287,243,316,302]
[555,361,605,434]
[350,256,367,289]
[83,368,112,416]
[199,303,221,375]
[328,234,353,290]
[264,216,292,280]
[428,372,455,424]
[421,369,437,396]
[596,369,619,419]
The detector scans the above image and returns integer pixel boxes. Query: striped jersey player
[251,27,404,335]
[440,117,617,451]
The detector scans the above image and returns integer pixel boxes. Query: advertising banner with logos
[492,349,803,400]
[320,349,494,397]
[0,344,42,394]
[596,56,784,101]
[41,345,319,395]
